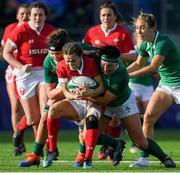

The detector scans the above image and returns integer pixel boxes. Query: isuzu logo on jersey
[29,48,48,55]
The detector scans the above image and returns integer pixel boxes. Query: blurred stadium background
[0,0,180,130]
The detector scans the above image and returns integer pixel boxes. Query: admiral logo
[95,40,100,45]
[28,39,34,44]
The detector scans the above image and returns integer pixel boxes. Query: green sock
[140,150,149,157]
[32,141,45,156]
[143,139,167,162]
[97,133,118,148]
[79,143,86,153]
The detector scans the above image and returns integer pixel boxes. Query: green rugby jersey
[43,54,58,84]
[100,59,131,107]
[139,32,180,86]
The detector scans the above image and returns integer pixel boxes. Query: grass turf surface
[0,129,179,172]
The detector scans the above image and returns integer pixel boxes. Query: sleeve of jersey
[82,30,91,44]
[8,28,20,48]
[56,62,68,84]
[43,57,57,84]
[122,31,134,53]
[1,28,8,46]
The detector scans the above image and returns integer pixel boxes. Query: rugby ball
[66,76,98,93]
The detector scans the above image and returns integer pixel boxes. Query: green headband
[101,54,120,62]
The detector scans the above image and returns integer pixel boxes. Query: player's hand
[74,84,88,98]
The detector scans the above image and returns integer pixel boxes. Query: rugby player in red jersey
[3,2,55,154]
[1,4,29,156]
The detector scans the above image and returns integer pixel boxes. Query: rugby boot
[18,153,40,167]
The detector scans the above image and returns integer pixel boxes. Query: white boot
[129,157,150,167]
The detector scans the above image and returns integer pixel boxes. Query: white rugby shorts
[66,99,96,121]
[129,82,154,101]
[13,67,45,100]
[104,92,139,119]
[156,82,180,104]
[5,65,14,84]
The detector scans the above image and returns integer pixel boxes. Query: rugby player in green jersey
[89,53,175,168]
[127,12,178,168]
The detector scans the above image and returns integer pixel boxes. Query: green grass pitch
[0,129,179,172]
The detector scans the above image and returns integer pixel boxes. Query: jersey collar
[101,23,117,37]
[152,31,159,49]
[28,21,44,35]
[146,31,159,50]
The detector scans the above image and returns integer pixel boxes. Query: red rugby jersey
[8,21,55,67]
[1,22,18,46]
[56,57,99,81]
[83,24,134,53]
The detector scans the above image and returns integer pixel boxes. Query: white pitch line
[52,160,180,163]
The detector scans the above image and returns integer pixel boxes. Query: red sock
[46,138,49,150]
[47,117,61,152]
[105,124,121,138]
[17,115,29,132]
[84,129,100,161]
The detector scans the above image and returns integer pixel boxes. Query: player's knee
[87,107,101,119]
[143,112,155,128]
[86,115,98,129]
[48,104,57,118]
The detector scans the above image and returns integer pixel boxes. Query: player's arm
[61,82,80,100]
[89,89,118,106]
[3,39,31,72]
[45,83,64,100]
[120,52,137,63]
[126,55,147,74]
[128,55,164,78]
[3,39,22,68]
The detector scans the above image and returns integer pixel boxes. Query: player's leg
[83,104,101,168]
[18,109,49,167]
[74,113,126,168]
[83,104,126,168]
[131,90,174,167]
[5,66,26,155]
[122,113,176,168]
[102,116,121,161]
[128,83,153,154]
[73,124,86,167]
[6,82,26,154]
[43,99,80,168]
[13,69,43,151]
